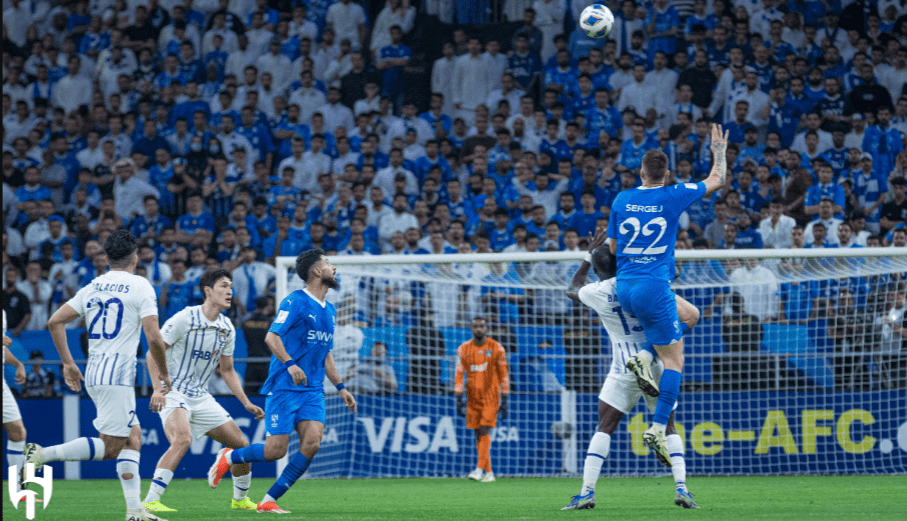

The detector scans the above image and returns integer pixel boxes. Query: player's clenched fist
[456,394,467,417]
[289,364,307,386]
[245,402,266,420]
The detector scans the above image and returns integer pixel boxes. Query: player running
[608,124,728,466]
[455,317,510,483]
[207,249,357,514]
[562,230,699,510]
[142,269,265,513]
[24,230,172,521]
[4,311,30,501]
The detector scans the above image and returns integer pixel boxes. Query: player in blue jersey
[207,249,357,514]
[607,124,728,466]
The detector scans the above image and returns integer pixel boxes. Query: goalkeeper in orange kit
[454,316,509,483]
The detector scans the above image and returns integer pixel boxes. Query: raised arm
[703,123,729,195]
[568,227,609,302]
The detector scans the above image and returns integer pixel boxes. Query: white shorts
[3,378,22,424]
[598,363,674,415]
[159,390,232,439]
[87,385,139,437]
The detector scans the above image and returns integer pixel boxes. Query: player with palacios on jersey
[24,230,172,521]
[607,124,729,466]
[561,227,700,511]
[141,268,265,513]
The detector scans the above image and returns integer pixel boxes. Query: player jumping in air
[608,124,728,466]
[562,229,699,510]
[142,269,265,513]
[455,316,510,483]
[4,311,31,500]
[207,249,357,514]
[24,230,173,521]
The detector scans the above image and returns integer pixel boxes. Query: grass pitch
[3,475,904,520]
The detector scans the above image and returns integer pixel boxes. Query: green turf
[3,475,905,520]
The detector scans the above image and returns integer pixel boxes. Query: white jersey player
[3,310,29,496]
[142,268,264,513]
[24,230,172,521]
[561,231,700,511]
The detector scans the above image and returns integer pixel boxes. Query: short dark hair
[641,149,669,181]
[199,268,232,298]
[591,245,616,280]
[295,248,325,282]
[103,229,137,267]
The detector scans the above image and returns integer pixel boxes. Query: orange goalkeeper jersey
[454,338,509,404]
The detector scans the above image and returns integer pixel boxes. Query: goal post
[275,248,907,477]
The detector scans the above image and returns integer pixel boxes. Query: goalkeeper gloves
[456,395,466,417]
[500,394,509,420]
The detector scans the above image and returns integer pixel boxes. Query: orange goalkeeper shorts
[466,404,498,430]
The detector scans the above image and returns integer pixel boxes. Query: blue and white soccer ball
[580,4,614,38]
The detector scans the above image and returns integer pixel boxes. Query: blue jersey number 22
[619,217,668,255]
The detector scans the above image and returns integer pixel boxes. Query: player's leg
[564,375,634,510]
[143,407,192,510]
[666,414,699,509]
[209,392,291,487]
[259,419,324,513]
[4,380,27,493]
[206,420,255,510]
[465,403,484,480]
[476,425,494,481]
[628,295,701,396]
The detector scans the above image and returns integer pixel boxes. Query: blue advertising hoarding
[3,391,905,479]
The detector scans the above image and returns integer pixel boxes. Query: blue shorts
[616,279,682,346]
[264,390,326,436]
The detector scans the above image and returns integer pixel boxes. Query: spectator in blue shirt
[175,192,216,244]
[646,0,680,60]
[862,106,903,179]
[569,190,606,238]
[733,213,764,249]
[618,122,649,172]
[377,25,411,113]
[726,100,755,143]
[805,163,846,220]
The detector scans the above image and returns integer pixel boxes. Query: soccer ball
[580,4,614,38]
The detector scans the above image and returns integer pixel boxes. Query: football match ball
[580,4,614,38]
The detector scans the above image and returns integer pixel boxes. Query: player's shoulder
[457,340,473,352]
[578,277,616,300]
[490,338,506,353]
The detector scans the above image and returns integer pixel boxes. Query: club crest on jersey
[165,324,174,334]
[485,350,491,357]
[274,310,289,324]
[271,414,279,428]
[218,329,229,341]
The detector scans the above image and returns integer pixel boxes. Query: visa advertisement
[4,392,905,479]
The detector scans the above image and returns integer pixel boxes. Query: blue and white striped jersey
[161,306,235,398]
[68,271,159,387]
[578,278,649,376]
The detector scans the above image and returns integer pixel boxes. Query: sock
[8,440,25,488]
[265,452,311,502]
[642,324,691,361]
[116,449,142,510]
[666,434,687,492]
[144,468,174,503]
[653,369,681,426]
[228,444,266,465]
[476,435,491,472]
[581,432,611,495]
[233,471,252,501]
[44,437,106,462]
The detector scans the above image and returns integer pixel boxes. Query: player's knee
[235,436,250,448]
[7,422,26,441]
[302,437,321,455]
[171,432,192,453]
[263,444,287,462]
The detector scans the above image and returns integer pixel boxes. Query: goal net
[275,248,907,477]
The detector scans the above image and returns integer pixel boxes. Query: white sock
[225,450,234,466]
[116,449,142,510]
[581,432,611,495]
[45,437,105,462]
[8,440,25,488]
[262,493,276,504]
[233,472,252,501]
[636,351,654,364]
[666,434,687,492]
[144,468,174,503]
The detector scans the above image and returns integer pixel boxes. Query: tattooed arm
[703,123,730,196]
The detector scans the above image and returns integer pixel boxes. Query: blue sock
[230,444,266,464]
[653,369,681,425]
[267,453,312,501]
[643,324,692,360]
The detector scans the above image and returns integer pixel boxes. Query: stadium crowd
[2,0,907,391]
